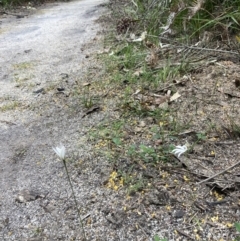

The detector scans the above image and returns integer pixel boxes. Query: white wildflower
[171,143,189,158]
[53,143,66,160]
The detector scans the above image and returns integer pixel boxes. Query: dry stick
[176,229,195,240]
[179,46,239,55]
[198,160,240,184]
[158,36,240,55]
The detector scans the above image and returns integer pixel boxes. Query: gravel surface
[0,1,112,240]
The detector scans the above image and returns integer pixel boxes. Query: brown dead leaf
[170,92,181,102]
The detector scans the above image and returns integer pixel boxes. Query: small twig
[188,211,198,224]
[206,199,229,206]
[159,36,240,56]
[178,45,239,55]
[198,160,240,184]
[82,213,91,220]
[176,229,195,240]
[215,141,236,145]
[206,221,217,227]
[137,222,148,238]
[81,105,100,118]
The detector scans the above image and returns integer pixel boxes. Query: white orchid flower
[53,143,66,160]
[171,143,189,158]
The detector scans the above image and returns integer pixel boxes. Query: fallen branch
[197,160,240,184]
[81,106,100,118]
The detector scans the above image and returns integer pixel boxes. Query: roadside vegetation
[80,0,240,240]
[1,0,33,7]
[1,0,48,8]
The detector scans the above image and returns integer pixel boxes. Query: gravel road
[0,1,108,240]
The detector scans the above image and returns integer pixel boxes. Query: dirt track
[0,1,107,240]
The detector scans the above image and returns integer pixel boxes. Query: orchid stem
[63,159,87,241]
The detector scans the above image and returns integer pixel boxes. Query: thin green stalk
[62,159,87,241]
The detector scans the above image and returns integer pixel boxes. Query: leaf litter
[86,1,240,240]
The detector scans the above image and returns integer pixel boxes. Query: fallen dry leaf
[132,89,142,96]
[170,92,181,102]
[83,82,91,87]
